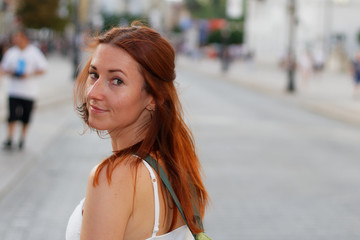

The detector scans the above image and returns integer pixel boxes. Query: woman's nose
[87,78,106,100]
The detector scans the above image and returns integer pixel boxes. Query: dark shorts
[8,97,35,124]
[355,75,360,84]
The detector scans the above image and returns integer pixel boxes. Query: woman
[66,23,209,240]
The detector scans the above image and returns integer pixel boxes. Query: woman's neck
[110,129,147,152]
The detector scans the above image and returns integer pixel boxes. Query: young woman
[66,23,209,240]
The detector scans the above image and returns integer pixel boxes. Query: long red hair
[74,22,208,234]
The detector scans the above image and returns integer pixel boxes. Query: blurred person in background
[313,45,325,73]
[1,29,47,150]
[66,22,209,240]
[351,51,360,97]
[298,49,314,86]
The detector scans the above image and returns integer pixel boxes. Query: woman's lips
[89,105,108,114]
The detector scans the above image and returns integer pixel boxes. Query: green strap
[143,155,198,239]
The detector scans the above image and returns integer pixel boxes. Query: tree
[185,0,246,45]
[185,0,227,19]
[101,12,149,32]
[207,29,243,45]
[17,0,69,32]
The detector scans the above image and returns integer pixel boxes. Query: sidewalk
[0,55,74,199]
[176,55,360,127]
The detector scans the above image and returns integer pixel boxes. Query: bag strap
[143,155,202,238]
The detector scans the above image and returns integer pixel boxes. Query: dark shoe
[3,139,12,150]
[19,140,24,150]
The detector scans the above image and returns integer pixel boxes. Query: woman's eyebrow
[89,65,127,77]
[108,69,127,77]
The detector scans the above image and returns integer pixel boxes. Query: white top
[65,160,194,240]
[1,45,47,100]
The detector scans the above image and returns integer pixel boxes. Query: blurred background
[1,0,360,239]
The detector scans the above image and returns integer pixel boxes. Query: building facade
[246,0,360,68]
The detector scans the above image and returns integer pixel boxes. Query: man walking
[1,29,47,150]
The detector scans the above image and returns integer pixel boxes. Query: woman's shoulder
[86,155,155,196]
[88,155,139,188]
[81,155,144,239]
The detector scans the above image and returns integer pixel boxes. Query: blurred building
[0,0,18,36]
[246,0,360,71]
[78,0,181,32]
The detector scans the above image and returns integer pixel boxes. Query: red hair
[74,22,208,234]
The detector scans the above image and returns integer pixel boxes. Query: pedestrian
[313,46,325,73]
[298,49,313,86]
[66,23,210,240]
[351,51,360,97]
[1,29,47,150]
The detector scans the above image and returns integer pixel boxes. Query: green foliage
[185,0,227,19]
[229,30,243,44]
[16,0,69,32]
[207,29,243,45]
[101,13,149,32]
[207,29,222,43]
[358,30,360,45]
[185,0,248,21]
[102,13,121,31]
[172,25,183,33]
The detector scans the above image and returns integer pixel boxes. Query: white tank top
[65,160,194,240]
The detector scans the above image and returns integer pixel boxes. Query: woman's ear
[146,97,156,112]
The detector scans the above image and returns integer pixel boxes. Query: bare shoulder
[81,156,139,240]
[91,157,136,186]
[85,156,140,206]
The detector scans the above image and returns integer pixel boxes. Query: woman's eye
[89,72,99,80]
[112,78,123,86]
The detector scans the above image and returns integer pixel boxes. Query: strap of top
[143,155,201,239]
[142,160,160,237]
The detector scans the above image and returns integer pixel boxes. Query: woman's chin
[88,121,108,131]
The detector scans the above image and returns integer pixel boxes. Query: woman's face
[86,43,154,138]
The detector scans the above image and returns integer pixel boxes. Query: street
[1,60,360,240]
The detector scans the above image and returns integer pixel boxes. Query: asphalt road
[1,66,360,240]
